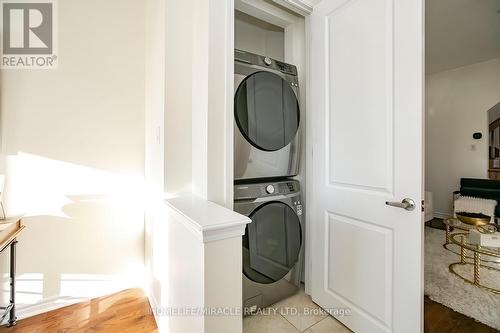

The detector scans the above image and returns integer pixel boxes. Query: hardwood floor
[0,289,158,333]
[0,287,496,332]
[425,295,498,333]
[425,217,447,230]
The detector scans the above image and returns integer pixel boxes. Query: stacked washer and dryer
[233,49,304,312]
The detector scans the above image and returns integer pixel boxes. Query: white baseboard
[1,295,90,325]
[148,292,161,332]
[434,211,452,219]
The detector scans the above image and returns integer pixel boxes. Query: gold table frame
[448,232,500,295]
[443,218,500,264]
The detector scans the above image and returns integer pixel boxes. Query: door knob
[385,198,415,211]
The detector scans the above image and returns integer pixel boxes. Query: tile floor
[243,288,352,333]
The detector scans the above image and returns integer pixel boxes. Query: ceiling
[426,0,500,74]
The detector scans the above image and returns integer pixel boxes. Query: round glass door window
[242,202,302,284]
[234,71,300,152]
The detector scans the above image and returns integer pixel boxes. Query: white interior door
[308,0,424,333]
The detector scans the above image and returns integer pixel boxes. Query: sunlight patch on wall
[3,152,145,219]
[60,273,144,300]
[0,152,146,305]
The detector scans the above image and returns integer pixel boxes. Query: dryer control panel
[234,180,300,200]
[235,49,299,77]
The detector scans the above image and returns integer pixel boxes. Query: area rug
[425,227,500,330]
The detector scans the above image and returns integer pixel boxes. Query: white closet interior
[235,11,285,61]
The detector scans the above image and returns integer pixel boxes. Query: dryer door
[243,201,302,284]
[234,71,300,152]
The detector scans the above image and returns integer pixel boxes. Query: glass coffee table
[443,218,471,249]
[448,232,500,294]
[443,218,500,263]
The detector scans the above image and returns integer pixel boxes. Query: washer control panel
[234,180,300,200]
[265,184,275,194]
[295,202,303,216]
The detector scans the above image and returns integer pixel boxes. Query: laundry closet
[231,1,309,314]
[150,0,425,331]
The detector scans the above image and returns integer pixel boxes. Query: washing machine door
[234,71,300,152]
[243,201,302,284]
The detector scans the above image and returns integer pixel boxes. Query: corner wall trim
[165,194,251,243]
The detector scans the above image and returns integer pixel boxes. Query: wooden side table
[0,217,25,327]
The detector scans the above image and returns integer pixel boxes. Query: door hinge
[421,200,425,212]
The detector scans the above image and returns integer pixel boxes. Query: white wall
[204,237,242,332]
[426,57,500,217]
[145,0,166,313]
[150,198,246,333]
[235,11,284,61]
[147,1,244,332]
[145,0,166,196]
[164,0,193,196]
[0,0,146,315]
[150,203,205,333]
[161,0,234,208]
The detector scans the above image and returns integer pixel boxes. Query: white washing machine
[234,179,304,312]
[234,49,301,181]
